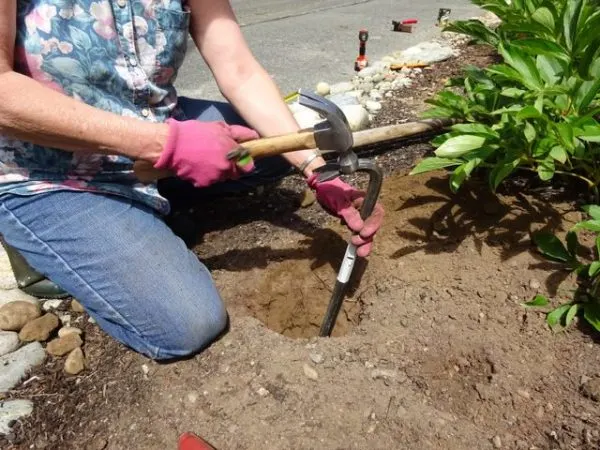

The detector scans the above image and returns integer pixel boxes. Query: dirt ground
[3,43,600,450]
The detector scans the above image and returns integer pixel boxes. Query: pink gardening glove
[154,118,259,188]
[307,175,384,257]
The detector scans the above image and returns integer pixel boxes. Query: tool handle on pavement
[133,130,317,183]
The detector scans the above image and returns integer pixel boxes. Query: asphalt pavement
[175,0,481,100]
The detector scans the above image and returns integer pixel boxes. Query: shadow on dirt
[391,175,581,264]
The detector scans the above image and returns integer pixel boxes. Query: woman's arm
[188,0,327,177]
[0,1,167,163]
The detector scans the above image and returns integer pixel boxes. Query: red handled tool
[354,29,369,71]
[178,432,217,450]
[392,19,418,33]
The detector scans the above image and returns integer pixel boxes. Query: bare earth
[2,44,600,450]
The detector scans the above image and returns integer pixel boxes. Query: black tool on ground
[316,153,384,338]
[437,8,451,27]
[354,29,369,72]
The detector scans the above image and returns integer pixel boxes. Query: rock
[315,82,330,96]
[0,301,41,331]
[340,105,370,132]
[58,326,83,338]
[391,77,413,90]
[529,279,541,290]
[0,289,38,308]
[357,66,379,78]
[365,100,382,113]
[303,363,319,381]
[379,81,392,91]
[372,73,384,83]
[0,399,34,435]
[492,435,502,448]
[70,300,85,313]
[46,333,83,356]
[581,377,600,402]
[517,389,531,400]
[328,93,360,107]
[42,300,63,311]
[300,189,316,208]
[18,313,59,342]
[58,313,72,326]
[86,437,108,450]
[369,90,383,101]
[309,352,324,364]
[385,92,393,98]
[185,392,199,404]
[346,90,364,99]
[0,342,45,392]
[291,105,322,129]
[394,41,455,65]
[371,369,400,381]
[257,387,270,397]
[64,347,85,375]
[329,81,354,95]
[357,82,374,92]
[0,331,19,357]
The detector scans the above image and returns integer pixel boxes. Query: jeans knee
[153,298,228,360]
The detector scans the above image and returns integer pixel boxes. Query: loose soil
[2,43,600,450]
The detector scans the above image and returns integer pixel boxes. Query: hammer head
[298,90,354,155]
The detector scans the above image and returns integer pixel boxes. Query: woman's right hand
[153,119,259,188]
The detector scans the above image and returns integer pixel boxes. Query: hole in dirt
[209,230,370,339]
[241,257,367,338]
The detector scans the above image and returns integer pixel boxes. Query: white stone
[329,81,354,95]
[394,41,455,65]
[357,66,379,78]
[328,93,360,107]
[340,105,370,132]
[42,299,64,311]
[0,400,33,435]
[391,77,413,90]
[379,81,392,91]
[0,289,38,308]
[0,342,45,393]
[292,107,322,129]
[369,90,383,101]
[346,90,364,99]
[0,331,19,357]
[315,82,330,96]
[365,100,382,113]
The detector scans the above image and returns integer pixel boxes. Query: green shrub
[529,205,600,332]
[412,0,600,195]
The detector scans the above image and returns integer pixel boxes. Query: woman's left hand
[307,175,384,257]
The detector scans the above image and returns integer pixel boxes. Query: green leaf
[547,304,572,328]
[549,146,568,164]
[562,0,584,52]
[517,106,543,120]
[499,43,543,90]
[565,304,580,327]
[583,204,600,221]
[525,122,537,143]
[490,158,521,190]
[450,123,499,139]
[589,262,600,277]
[537,55,564,85]
[444,20,500,46]
[531,7,555,31]
[555,123,575,150]
[583,302,600,332]
[533,232,571,262]
[572,220,600,232]
[578,125,600,143]
[525,295,550,307]
[512,39,568,60]
[420,106,459,120]
[409,157,462,175]
[501,88,527,98]
[537,157,555,181]
[449,164,468,192]
[434,135,487,158]
[574,78,600,112]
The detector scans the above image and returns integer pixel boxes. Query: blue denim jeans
[0,98,292,360]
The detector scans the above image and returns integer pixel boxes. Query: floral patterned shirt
[0,0,192,215]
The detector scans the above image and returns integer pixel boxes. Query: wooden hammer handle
[133,130,317,183]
